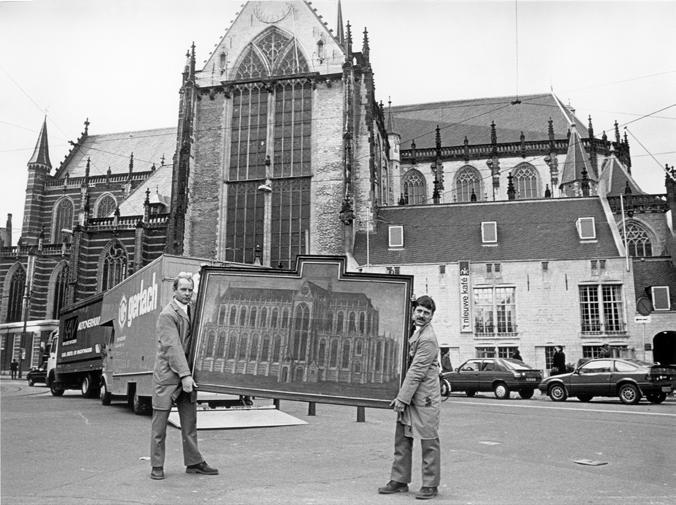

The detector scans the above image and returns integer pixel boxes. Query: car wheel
[494,382,510,399]
[577,394,593,402]
[440,378,451,397]
[100,382,112,406]
[548,383,567,402]
[519,389,534,400]
[646,392,667,404]
[465,390,476,398]
[618,383,640,405]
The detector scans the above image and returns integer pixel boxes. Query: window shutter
[651,286,671,311]
[576,217,596,240]
[388,226,404,248]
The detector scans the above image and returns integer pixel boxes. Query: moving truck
[48,293,111,397]
[99,254,232,414]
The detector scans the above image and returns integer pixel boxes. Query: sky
[1,0,674,246]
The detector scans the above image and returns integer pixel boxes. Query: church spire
[28,117,52,170]
[336,0,345,46]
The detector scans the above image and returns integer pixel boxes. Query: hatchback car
[538,358,672,404]
[441,358,543,399]
[26,363,48,386]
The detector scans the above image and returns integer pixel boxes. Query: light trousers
[150,392,202,468]
[389,420,441,487]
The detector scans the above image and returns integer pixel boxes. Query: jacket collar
[170,299,190,321]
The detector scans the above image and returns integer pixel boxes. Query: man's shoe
[378,480,409,494]
[186,461,219,475]
[150,467,165,480]
[415,487,438,500]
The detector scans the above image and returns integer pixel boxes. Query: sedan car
[441,358,543,399]
[26,363,48,386]
[538,358,672,405]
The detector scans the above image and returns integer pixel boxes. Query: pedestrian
[511,348,523,361]
[379,295,441,500]
[439,347,453,373]
[149,272,218,480]
[10,359,18,380]
[551,346,566,375]
[598,343,611,358]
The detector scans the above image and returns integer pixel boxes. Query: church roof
[59,127,176,178]
[598,153,644,196]
[390,93,586,148]
[28,118,51,169]
[559,124,597,185]
[117,163,173,216]
[353,197,621,265]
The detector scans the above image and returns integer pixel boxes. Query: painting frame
[190,255,413,408]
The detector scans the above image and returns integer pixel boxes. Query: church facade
[2,0,674,375]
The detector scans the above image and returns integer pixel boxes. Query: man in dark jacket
[379,295,441,500]
[149,273,217,480]
[552,346,566,375]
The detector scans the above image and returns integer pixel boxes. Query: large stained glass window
[402,169,426,205]
[455,165,482,202]
[512,163,539,199]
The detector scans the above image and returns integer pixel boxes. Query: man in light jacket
[149,272,218,480]
[379,295,441,500]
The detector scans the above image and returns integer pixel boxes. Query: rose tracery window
[101,241,128,291]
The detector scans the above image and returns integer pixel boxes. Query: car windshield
[501,358,531,370]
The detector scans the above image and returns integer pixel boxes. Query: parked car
[441,358,543,399]
[26,363,48,386]
[538,358,673,405]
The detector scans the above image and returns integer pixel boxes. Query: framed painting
[190,255,413,408]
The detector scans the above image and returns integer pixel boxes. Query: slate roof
[598,153,644,196]
[390,93,587,149]
[58,127,176,178]
[353,197,621,265]
[560,124,597,184]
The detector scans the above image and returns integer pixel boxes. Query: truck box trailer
[47,294,110,397]
[99,254,237,414]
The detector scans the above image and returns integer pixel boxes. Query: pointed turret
[28,117,52,170]
[597,150,643,197]
[559,123,597,197]
[362,27,370,60]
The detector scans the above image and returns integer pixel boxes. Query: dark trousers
[150,392,202,468]
[11,369,17,379]
[390,421,441,487]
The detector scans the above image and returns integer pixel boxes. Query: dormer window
[651,286,671,311]
[388,225,404,248]
[576,217,596,240]
[481,221,497,244]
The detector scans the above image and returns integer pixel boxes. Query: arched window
[273,41,309,75]
[337,311,344,333]
[512,163,539,199]
[281,308,289,328]
[227,333,237,359]
[100,241,128,291]
[261,336,270,361]
[229,306,237,326]
[206,330,216,356]
[359,313,366,333]
[318,340,326,366]
[272,336,281,362]
[329,340,339,367]
[260,307,267,327]
[234,46,268,80]
[95,194,117,218]
[271,308,279,328]
[239,307,247,327]
[402,169,426,205]
[341,341,351,368]
[52,198,74,243]
[622,221,654,257]
[324,311,333,332]
[6,265,26,322]
[238,335,248,360]
[348,312,356,332]
[249,307,257,327]
[455,165,482,202]
[51,262,70,318]
[292,303,310,360]
[250,334,259,360]
[216,330,226,356]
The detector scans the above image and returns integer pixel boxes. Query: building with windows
[1,0,674,373]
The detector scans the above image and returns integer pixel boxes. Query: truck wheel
[133,394,151,416]
[100,382,112,406]
[50,382,64,397]
[81,374,96,398]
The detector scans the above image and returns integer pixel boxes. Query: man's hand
[389,398,406,413]
[181,375,197,393]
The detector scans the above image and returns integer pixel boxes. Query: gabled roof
[559,124,596,185]
[58,127,176,178]
[353,198,621,265]
[28,118,51,169]
[390,93,587,148]
[598,153,644,196]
